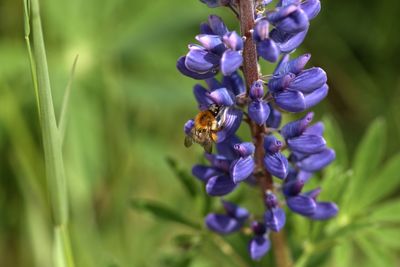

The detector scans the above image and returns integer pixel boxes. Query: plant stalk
[238,1,293,266]
[28,0,75,266]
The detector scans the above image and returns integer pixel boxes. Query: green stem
[27,0,75,266]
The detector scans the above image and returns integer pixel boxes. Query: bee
[184,104,229,153]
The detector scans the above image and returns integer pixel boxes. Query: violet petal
[248,100,271,125]
[264,152,289,179]
[206,174,237,196]
[208,87,235,106]
[286,195,316,216]
[297,148,335,172]
[249,236,271,261]
[185,48,220,73]
[287,134,326,154]
[230,156,255,183]
[192,165,222,182]
[217,108,243,143]
[274,90,306,112]
[177,56,216,79]
[288,67,327,93]
[265,207,286,232]
[280,112,314,139]
[304,83,329,109]
[310,202,339,220]
[301,0,321,20]
[257,39,280,62]
[205,213,242,234]
[221,50,243,76]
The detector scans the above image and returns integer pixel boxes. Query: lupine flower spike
[179,0,337,261]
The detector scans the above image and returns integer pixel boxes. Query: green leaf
[368,200,400,223]
[356,236,396,267]
[358,153,400,208]
[341,118,386,213]
[368,227,400,250]
[166,157,198,198]
[131,198,201,230]
[330,242,354,267]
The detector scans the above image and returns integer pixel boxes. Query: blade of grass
[59,54,79,142]
[27,0,75,266]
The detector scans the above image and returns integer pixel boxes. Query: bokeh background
[1,0,400,266]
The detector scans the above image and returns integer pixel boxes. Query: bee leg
[184,136,193,147]
[211,132,218,142]
[203,141,213,154]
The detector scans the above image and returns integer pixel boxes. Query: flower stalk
[238,1,292,266]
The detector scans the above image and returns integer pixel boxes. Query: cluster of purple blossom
[178,0,338,261]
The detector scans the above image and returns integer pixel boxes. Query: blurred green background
[0,0,400,266]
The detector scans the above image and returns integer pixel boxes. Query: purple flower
[269,55,329,112]
[248,221,271,260]
[263,135,289,179]
[206,200,249,234]
[178,15,243,78]
[248,81,271,125]
[264,192,286,232]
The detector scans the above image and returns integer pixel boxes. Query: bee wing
[184,135,193,147]
[202,141,213,154]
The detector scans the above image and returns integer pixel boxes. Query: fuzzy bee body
[185,104,228,153]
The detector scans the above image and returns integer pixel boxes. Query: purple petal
[177,56,216,79]
[282,176,305,197]
[217,108,243,143]
[274,90,306,112]
[264,135,283,154]
[200,0,227,8]
[297,148,336,172]
[195,34,225,54]
[185,48,220,73]
[268,73,295,93]
[208,15,228,36]
[200,22,214,34]
[230,156,255,183]
[249,236,271,261]
[287,134,326,154]
[266,105,282,128]
[184,119,195,135]
[265,207,286,232]
[264,192,279,209]
[280,112,314,139]
[264,152,289,179]
[222,71,246,96]
[205,154,231,172]
[222,200,250,221]
[205,77,223,91]
[216,135,242,160]
[206,175,237,196]
[253,18,270,42]
[248,100,271,125]
[286,195,316,216]
[249,80,265,100]
[257,39,280,62]
[301,0,321,20]
[298,170,313,183]
[275,53,311,75]
[208,87,235,106]
[193,84,213,107]
[288,67,327,93]
[267,5,298,23]
[309,202,339,220]
[234,142,255,157]
[304,188,322,200]
[251,221,267,236]
[304,122,324,136]
[273,53,290,75]
[192,165,222,182]
[276,9,309,34]
[304,83,329,109]
[223,31,243,51]
[205,213,242,234]
[275,27,309,53]
[221,50,243,76]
